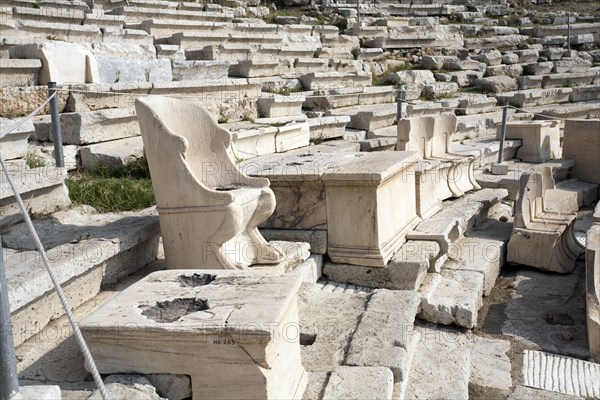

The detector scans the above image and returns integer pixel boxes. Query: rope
[0,98,110,400]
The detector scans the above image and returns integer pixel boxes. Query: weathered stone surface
[502,266,589,358]
[389,69,435,85]
[475,76,519,93]
[88,375,165,400]
[405,324,471,400]
[485,64,523,78]
[82,271,308,400]
[419,269,484,329]
[171,60,230,81]
[299,289,368,372]
[523,61,554,75]
[79,136,144,169]
[97,57,172,83]
[0,117,33,160]
[0,59,41,86]
[474,49,503,66]
[470,337,512,393]
[345,289,420,382]
[322,367,394,400]
[499,120,561,163]
[421,82,458,99]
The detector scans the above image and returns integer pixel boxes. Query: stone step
[108,6,233,24]
[33,108,139,145]
[167,31,284,51]
[475,159,577,201]
[325,103,397,131]
[306,115,350,141]
[0,161,71,228]
[12,6,86,24]
[553,179,600,209]
[299,71,371,91]
[14,261,164,391]
[418,219,511,329]
[404,323,471,400]
[303,85,397,110]
[4,206,160,347]
[519,101,600,120]
[0,58,41,86]
[453,136,522,167]
[79,136,144,170]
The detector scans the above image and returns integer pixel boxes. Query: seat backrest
[431,112,457,158]
[514,171,545,228]
[135,96,239,208]
[396,116,435,159]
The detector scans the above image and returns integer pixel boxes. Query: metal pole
[356,0,360,27]
[497,101,509,164]
[0,235,19,400]
[397,83,403,122]
[567,12,571,51]
[47,82,64,168]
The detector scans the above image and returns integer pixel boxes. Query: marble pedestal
[80,270,307,400]
[322,152,420,267]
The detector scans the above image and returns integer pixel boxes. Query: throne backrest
[514,171,546,228]
[431,112,458,158]
[396,116,435,159]
[135,96,240,208]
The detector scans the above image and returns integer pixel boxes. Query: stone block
[419,269,484,329]
[345,289,420,381]
[81,271,307,400]
[498,120,561,163]
[232,126,277,160]
[322,152,420,267]
[9,41,99,84]
[171,60,229,81]
[88,375,164,400]
[79,136,144,170]
[475,76,518,93]
[0,116,33,160]
[562,119,600,184]
[323,240,439,290]
[275,122,310,152]
[322,367,394,400]
[257,94,305,118]
[0,58,41,86]
[485,64,524,78]
[97,57,172,83]
[388,69,435,85]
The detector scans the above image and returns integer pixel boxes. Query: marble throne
[135,96,283,269]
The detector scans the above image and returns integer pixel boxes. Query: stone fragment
[475,76,518,93]
[419,269,484,329]
[88,375,165,400]
[345,290,420,382]
[145,374,192,400]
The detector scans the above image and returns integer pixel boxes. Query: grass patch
[23,150,46,168]
[66,158,155,212]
